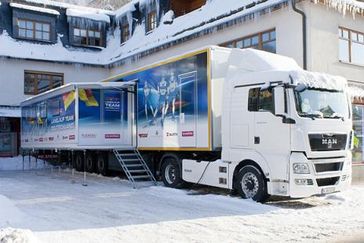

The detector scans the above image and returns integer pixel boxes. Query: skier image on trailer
[167,71,179,120]
[143,81,155,122]
[156,75,168,126]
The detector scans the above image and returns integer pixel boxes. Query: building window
[339,27,364,66]
[17,19,50,41]
[24,71,64,95]
[353,104,364,163]
[248,88,274,113]
[121,24,130,44]
[147,11,157,32]
[73,28,102,47]
[222,29,276,53]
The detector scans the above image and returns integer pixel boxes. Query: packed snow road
[0,159,363,243]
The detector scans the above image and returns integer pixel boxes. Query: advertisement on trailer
[116,51,209,149]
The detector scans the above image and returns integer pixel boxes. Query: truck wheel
[96,153,108,176]
[161,157,184,188]
[236,165,268,202]
[75,153,84,171]
[85,153,95,173]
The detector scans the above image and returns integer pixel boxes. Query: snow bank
[0,195,24,227]
[66,9,111,23]
[0,156,49,171]
[10,3,60,16]
[0,228,38,243]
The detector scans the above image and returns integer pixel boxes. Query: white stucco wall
[0,59,110,106]
[109,6,304,76]
[303,1,364,82]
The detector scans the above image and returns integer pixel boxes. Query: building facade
[0,0,363,181]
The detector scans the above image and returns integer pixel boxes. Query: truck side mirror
[274,86,285,116]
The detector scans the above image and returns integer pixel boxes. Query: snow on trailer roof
[10,2,60,15]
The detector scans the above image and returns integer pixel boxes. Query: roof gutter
[291,0,307,70]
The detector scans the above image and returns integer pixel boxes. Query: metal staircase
[113,149,157,188]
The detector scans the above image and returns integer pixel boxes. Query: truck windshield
[295,88,349,119]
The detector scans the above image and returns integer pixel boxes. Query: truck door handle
[254,137,260,144]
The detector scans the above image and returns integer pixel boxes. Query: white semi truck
[21,46,353,201]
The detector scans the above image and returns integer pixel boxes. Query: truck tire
[75,153,84,172]
[236,165,268,202]
[85,153,95,173]
[96,153,108,176]
[161,157,184,188]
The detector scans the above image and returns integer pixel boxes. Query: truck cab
[182,48,352,202]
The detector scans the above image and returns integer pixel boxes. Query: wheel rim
[241,172,259,199]
[165,164,177,185]
[76,157,82,168]
[98,158,105,171]
[86,157,92,169]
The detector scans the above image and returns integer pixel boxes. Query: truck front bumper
[288,152,352,198]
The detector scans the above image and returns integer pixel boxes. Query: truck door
[251,87,291,180]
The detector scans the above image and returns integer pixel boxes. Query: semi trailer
[21,46,353,201]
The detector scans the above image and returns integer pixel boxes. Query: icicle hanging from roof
[313,0,364,18]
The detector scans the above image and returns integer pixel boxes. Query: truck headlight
[293,163,310,174]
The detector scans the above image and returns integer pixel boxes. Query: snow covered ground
[0,157,363,243]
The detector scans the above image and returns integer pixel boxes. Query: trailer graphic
[114,51,209,150]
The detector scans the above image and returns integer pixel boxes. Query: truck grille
[315,162,343,173]
[316,177,340,187]
[309,134,347,151]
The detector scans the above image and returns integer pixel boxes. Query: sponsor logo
[184,169,192,173]
[25,139,29,142]
[166,132,178,137]
[62,136,68,140]
[39,138,43,142]
[139,133,148,138]
[69,135,75,140]
[182,131,194,137]
[105,134,120,139]
[48,137,54,141]
[81,133,96,138]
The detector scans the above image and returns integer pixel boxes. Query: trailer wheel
[96,153,108,176]
[75,153,84,171]
[85,153,95,172]
[161,157,184,188]
[236,165,268,202]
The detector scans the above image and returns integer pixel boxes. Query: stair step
[132,175,151,179]
[129,169,147,173]
[126,164,143,167]
[120,153,138,157]
[122,158,140,162]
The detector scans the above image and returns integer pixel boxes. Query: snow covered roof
[10,2,60,15]
[1,0,363,67]
[66,8,111,23]
[23,0,114,15]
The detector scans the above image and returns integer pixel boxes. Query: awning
[0,106,21,118]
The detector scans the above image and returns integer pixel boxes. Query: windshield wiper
[299,113,322,120]
[326,113,345,121]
